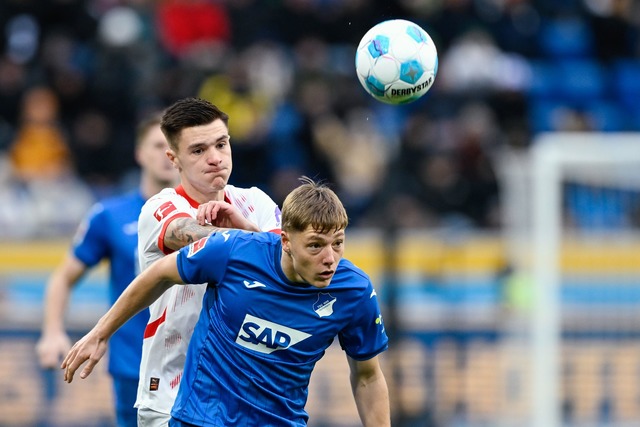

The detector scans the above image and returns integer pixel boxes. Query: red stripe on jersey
[170,372,182,389]
[174,185,200,209]
[144,307,167,339]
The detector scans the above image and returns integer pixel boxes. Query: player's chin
[207,175,228,189]
[312,275,334,288]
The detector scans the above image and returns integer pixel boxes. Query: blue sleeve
[338,283,389,361]
[72,203,110,268]
[176,230,236,285]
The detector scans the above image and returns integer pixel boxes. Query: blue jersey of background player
[73,192,150,378]
[62,177,391,427]
[37,113,178,427]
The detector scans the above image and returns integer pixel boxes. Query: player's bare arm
[62,253,183,383]
[36,254,87,368]
[163,217,216,251]
[348,355,391,427]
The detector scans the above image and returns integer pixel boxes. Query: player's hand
[196,201,260,231]
[60,329,108,383]
[36,332,72,369]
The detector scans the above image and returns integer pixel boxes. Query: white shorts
[137,406,170,427]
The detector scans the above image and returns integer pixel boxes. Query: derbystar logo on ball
[355,19,438,105]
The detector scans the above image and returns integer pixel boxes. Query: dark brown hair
[160,98,229,151]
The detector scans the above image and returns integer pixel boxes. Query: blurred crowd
[0,0,639,238]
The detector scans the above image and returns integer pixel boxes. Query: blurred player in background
[133,97,281,426]
[62,177,390,427]
[36,112,179,427]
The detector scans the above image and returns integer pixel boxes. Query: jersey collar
[174,185,231,209]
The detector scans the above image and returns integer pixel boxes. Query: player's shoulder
[225,184,269,199]
[336,258,371,283]
[145,187,178,203]
[225,229,279,245]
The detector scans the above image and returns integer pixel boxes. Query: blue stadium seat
[530,99,629,133]
[527,60,558,99]
[556,59,607,103]
[527,59,607,105]
[612,59,640,111]
[538,17,594,58]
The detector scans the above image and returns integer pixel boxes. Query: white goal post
[500,132,640,427]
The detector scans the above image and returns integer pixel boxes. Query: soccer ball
[355,19,438,105]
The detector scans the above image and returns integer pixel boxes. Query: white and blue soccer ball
[355,19,438,105]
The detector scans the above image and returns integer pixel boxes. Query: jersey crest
[313,293,336,318]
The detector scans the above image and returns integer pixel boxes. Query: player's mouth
[318,271,334,280]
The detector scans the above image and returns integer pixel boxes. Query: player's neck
[178,181,225,205]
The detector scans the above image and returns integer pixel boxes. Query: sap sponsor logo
[154,201,177,222]
[313,293,336,318]
[188,236,210,257]
[236,314,311,354]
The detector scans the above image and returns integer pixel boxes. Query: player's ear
[166,149,179,169]
[281,231,290,254]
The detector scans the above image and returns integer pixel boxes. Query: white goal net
[498,132,640,427]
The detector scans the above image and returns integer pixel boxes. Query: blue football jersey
[171,230,388,426]
[72,190,149,379]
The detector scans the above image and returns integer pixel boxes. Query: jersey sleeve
[175,230,237,286]
[71,202,109,268]
[249,187,282,233]
[338,282,389,361]
[138,190,195,258]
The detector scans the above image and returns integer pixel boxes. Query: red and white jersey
[134,184,281,415]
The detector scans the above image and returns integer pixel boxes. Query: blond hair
[281,177,348,233]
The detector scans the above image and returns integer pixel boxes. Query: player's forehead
[297,225,345,242]
[177,119,229,149]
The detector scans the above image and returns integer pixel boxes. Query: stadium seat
[538,17,594,59]
[527,59,606,105]
[556,59,607,103]
[611,59,640,111]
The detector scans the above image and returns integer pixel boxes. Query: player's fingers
[79,357,98,380]
[210,204,220,222]
[196,204,209,225]
[62,344,87,382]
